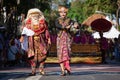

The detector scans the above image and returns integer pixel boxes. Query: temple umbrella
[91,18,112,32]
[91,18,112,64]
[82,13,106,26]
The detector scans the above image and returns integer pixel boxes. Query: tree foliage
[68,0,117,23]
[2,0,118,33]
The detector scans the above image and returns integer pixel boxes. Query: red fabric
[27,19,50,60]
[39,19,45,24]
[26,18,31,24]
[33,26,46,34]
[64,60,71,71]
[57,31,71,63]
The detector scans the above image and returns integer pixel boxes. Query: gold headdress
[58,5,68,13]
[26,8,44,19]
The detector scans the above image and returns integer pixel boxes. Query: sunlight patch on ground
[46,57,102,64]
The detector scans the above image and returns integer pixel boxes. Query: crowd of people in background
[0,28,120,68]
[0,33,28,67]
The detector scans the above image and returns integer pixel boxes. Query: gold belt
[34,36,39,40]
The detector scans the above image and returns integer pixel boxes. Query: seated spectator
[7,38,19,66]
[80,31,88,44]
[73,34,81,44]
[87,32,96,44]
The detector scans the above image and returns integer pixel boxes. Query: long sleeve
[55,18,64,30]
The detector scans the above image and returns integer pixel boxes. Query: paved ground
[0,60,120,80]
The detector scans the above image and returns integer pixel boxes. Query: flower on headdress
[26,18,31,24]
[39,19,45,24]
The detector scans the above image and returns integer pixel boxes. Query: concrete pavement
[0,60,120,80]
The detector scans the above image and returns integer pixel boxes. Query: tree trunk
[116,8,119,30]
